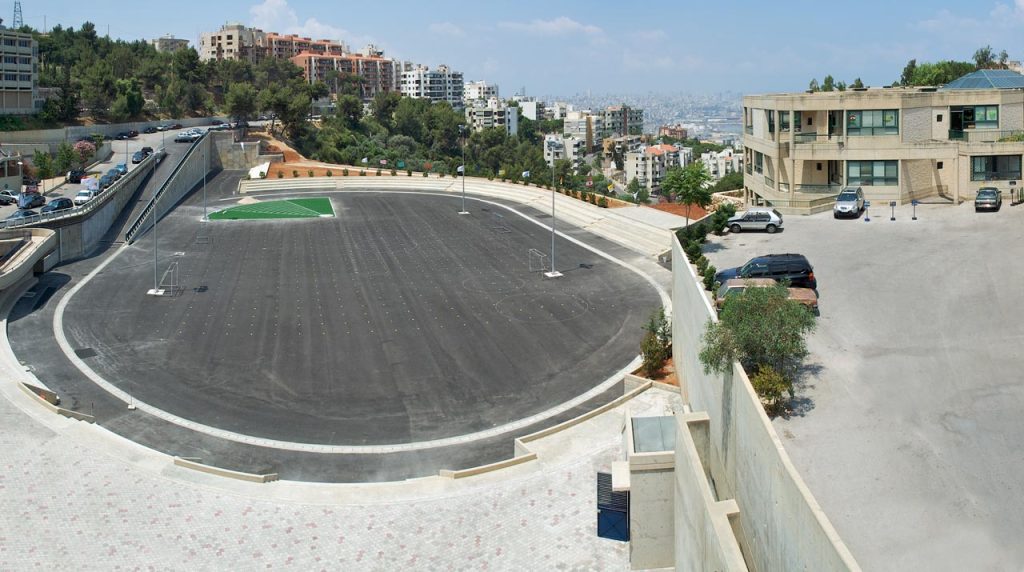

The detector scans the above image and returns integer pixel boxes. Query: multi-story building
[543,134,585,171]
[266,33,347,59]
[742,69,1024,212]
[603,134,643,160]
[0,150,25,191]
[0,25,38,115]
[625,144,684,195]
[290,51,396,101]
[546,101,573,120]
[701,148,741,181]
[518,100,544,121]
[199,23,267,62]
[151,35,190,53]
[400,64,464,109]
[658,124,688,140]
[564,110,604,152]
[464,80,498,102]
[465,97,518,136]
[603,105,644,137]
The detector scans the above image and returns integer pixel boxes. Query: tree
[55,141,76,174]
[808,78,820,92]
[850,77,864,89]
[900,59,917,86]
[822,75,835,92]
[225,83,257,122]
[640,308,671,378]
[711,171,743,194]
[699,282,817,381]
[974,45,996,69]
[73,140,96,166]
[663,162,712,225]
[371,91,401,128]
[336,94,363,129]
[627,176,641,200]
[999,50,1009,68]
[33,150,55,181]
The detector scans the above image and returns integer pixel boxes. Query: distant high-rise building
[603,105,644,137]
[400,64,464,109]
[564,110,604,152]
[518,100,544,121]
[0,25,39,115]
[465,97,518,136]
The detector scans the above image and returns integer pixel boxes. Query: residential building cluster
[151,34,190,54]
[562,105,644,153]
[625,144,693,195]
[742,69,1024,211]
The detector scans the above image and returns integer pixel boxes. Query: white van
[81,177,99,192]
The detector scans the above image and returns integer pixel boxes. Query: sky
[16,0,1024,95]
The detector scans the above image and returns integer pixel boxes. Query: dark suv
[714,254,817,290]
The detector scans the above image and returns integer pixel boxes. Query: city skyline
[15,0,1024,95]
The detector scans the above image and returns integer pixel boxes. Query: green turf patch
[209,198,334,220]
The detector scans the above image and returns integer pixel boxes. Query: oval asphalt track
[60,188,662,446]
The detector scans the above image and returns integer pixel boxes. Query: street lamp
[201,139,208,221]
[458,124,468,214]
[546,158,562,279]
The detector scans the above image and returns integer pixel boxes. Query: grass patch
[209,198,334,220]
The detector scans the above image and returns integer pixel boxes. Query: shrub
[391,168,397,176]
[695,255,709,274]
[376,168,382,176]
[423,171,429,177]
[259,171,267,179]
[292,170,299,178]
[598,197,608,208]
[683,240,702,263]
[523,180,529,185]
[359,170,366,176]
[342,168,349,176]
[407,169,413,176]
[749,365,792,416]
[703,264,717,291]
[325,170,333,177]
[308,169,314,177]
[276,170,283,178]
[640,308,672,377]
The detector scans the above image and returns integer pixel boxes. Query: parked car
[974,187,1002,212]
[17,192,44,209]
[0,191,15,205]
[41,197,74,213]
[727,207,784,234]
[5,209,37,222]
[714,253,817,290]
[715,278,819,313]
[115,132,131,140]
[66,169,87,184]
[115,163,128,176]
[210,119,223,125]
[170,123,183,129]
[106,168,122,181]
[141,146,154,155]
[131,151,146,164]
[100,174,116,190]
[143,126,158,134]
[157,124,172,132]
[833,187,865,218]
[72,190,95,206]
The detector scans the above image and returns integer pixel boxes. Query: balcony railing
[794,183,844,194]
[764,175,775,189]
[794,132,819,143]
[971,170,1022,182]
[949,129,1024,143]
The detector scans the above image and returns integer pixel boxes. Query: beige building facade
[743,84,1024,212]
[0,27,38,115]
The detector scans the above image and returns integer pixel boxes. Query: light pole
[202,139,208,221]
[545,161,562,278]
[458,124,468,214]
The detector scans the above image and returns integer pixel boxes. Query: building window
[936,114,943,122]
[953,105,998,130]
[807,116,813,126]
[937,161,943,169]
[847,160,898,186]
[847,110,899,136]
[767,110,775,134]
[971,155,1021,181]
[816,162,822,171]
[780,111,802,132]
[754,151,763,174]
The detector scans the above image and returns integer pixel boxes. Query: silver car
[727,207,784,234]
[974,187,1002,212]
[833,187,865,218]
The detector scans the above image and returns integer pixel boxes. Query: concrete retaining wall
[671,235,860,571]
[0,117,225,146]
[126,136,213,242]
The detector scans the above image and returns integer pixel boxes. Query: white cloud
[498,16,602,36]
[632,29,667,42]
[429,22,464,37]
[249,0,370,45]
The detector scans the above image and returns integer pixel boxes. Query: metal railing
[0,153,160,230]
[125,134,207,243]
[764,175,775,189]
[949,129,1024,143]
[971,170,1022,182]
[794,183,844,194]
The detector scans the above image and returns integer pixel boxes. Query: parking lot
[703,201,1024,570]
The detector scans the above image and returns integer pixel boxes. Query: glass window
[848,109,899,135]
[971,155,1021,181]
[754,151,763,174]
[953,105,998,129]
[847,160,899,185]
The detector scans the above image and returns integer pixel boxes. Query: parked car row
[174,128,204,143]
